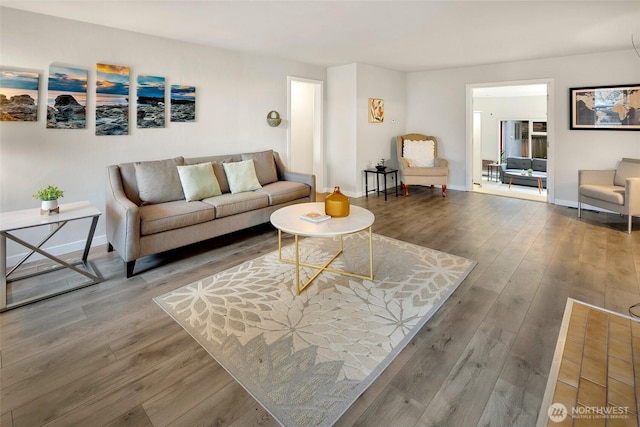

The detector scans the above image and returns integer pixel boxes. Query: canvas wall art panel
[137,75,165,128]
[368,98,384,123]
[96,63,130,135]
[0,68,39,121]
[170,85,196,122]
[47,65,87,129]
[570,84,640,130]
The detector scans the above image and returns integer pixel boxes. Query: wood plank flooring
[1,188,639,426]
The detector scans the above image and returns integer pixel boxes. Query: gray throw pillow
[134,157,185,204]
[241,150,278,185]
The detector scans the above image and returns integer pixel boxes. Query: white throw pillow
[403,139,435,167]
[177,163,222,201]
[223,159,262,193]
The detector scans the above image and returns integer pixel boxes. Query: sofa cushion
[177,163,222,201]
[202,192,269,218]
[257,181,311,205]
[139,200,216,236]
[223,159,262,193]
[135,157,185,204]
[506,157,532,170]
[580,185,625,205]
[532,158,547,172]
[241,150,278,185]
[403,140,435,167]
[614,159,640,187]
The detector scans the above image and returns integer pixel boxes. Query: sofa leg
[107,243,114,252]
[442,185,447,197]
[430,185,435,192]
[126,260,136,278]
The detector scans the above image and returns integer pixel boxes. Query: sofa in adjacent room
[500,157,547,188]
[106,149,315,277]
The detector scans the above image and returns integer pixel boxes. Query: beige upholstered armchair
[578,158,640,233]
[396,133,449,197]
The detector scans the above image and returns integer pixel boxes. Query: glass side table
[0,201,102,311]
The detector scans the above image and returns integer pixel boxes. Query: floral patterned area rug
[154,233,475,426]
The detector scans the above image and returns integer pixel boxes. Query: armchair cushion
[614,160,640,187]
[403,139,435,167]
[579,185,625,205]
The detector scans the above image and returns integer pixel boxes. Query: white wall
[326,63,406,196]
[326,64,357,194]
[407,50,640,203]
[356,64,406,195]
[0,8,325,260]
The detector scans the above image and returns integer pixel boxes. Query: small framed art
[368,98,384,123]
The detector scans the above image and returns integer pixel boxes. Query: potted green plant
[33,185,64,212]
[527,168,533,176]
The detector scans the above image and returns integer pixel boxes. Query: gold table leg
[277,227,374,294]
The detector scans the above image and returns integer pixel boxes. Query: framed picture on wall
[368,98,384,123]
[0,67,39,121]
[96,63,130,135]
[570,84,640,130]
[47,65,88,129]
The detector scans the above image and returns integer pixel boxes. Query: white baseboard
[6,234,108,268]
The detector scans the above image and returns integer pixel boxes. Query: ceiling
[2,1,640,72]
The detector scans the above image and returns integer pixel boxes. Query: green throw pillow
[177,163,222,201]
[223,159,262,194]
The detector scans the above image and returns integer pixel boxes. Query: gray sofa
[500,157,547,188]
[106,150,315,277]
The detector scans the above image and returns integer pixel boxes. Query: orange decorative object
[325,186,350,217]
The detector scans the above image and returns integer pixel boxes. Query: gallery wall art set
[0,64,196,135]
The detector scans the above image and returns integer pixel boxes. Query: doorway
[287,77,324,193]
[468,81,553,203]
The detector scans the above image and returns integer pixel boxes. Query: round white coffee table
[270,202,375,294]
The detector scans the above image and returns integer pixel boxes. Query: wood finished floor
[1,188,639,427]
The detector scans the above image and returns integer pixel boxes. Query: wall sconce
[266,110,282,127]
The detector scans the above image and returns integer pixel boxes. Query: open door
[469,81,552,203]
[288,77,324,193]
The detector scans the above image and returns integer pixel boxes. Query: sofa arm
[106,165,141,262]
[578,169,615,186]
[626,177,640,216]
[282,170,316,202]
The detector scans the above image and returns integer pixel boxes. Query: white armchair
[396,133,449,197]
[578,158,640,233]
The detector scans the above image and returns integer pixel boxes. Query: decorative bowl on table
[375,165,386,171]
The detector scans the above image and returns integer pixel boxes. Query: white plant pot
[41,199,58,211]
